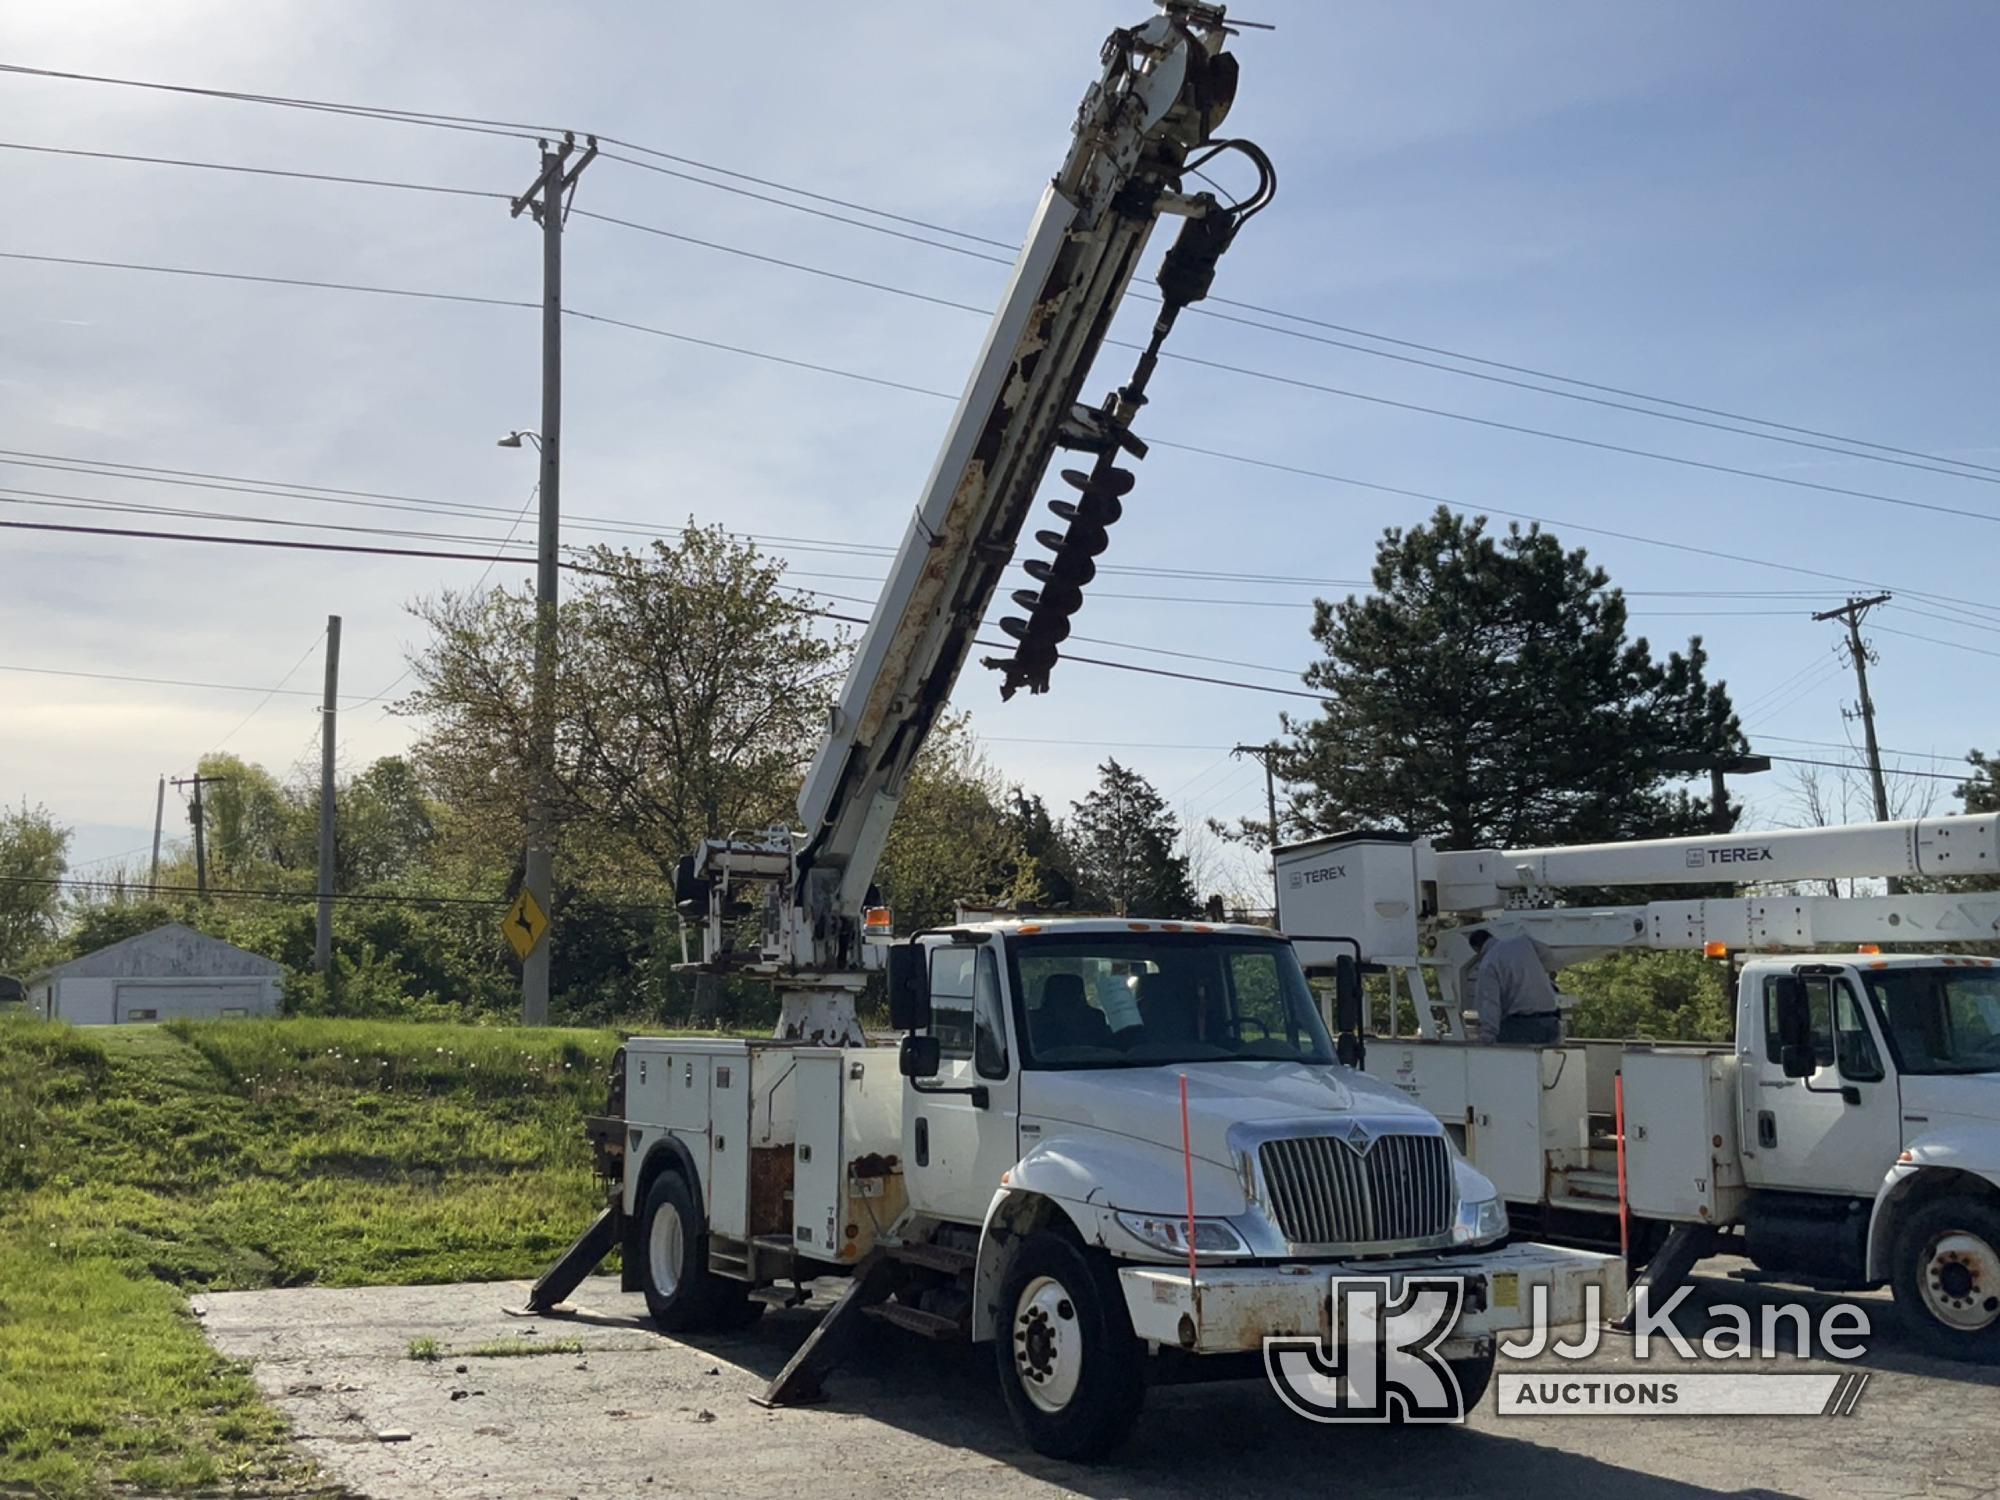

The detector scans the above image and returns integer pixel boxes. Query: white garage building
[29,923,283,1024]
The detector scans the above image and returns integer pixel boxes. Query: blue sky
[3,0,1995,894]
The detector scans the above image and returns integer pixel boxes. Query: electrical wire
[210,628,327,752]
[1870,624,2000,662]
[20,245,2000,625]
[0,140,509,199]
[10,64,1993,486]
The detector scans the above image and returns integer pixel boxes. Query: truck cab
[587,917,1621,1458]
[1744,953,2000,1349]
[1346,951,2000,1361]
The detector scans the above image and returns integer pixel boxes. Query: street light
[497,429,543,451]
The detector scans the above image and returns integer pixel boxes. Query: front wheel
[993,1230,1145,1461]
[1890,1197,2000,1363]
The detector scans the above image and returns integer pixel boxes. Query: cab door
[1740,967,1902,1197]
[903,940,1021,1225]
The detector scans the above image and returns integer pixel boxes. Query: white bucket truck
[1274,815,2000,1360]
[561,917,1622,1457]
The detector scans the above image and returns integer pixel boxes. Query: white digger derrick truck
[1274,812,2000,1360]
[528,3,1621,1460]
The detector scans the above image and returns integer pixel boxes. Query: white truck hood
[1902,1073,2000,1132]
[1020,1058,1443,1174]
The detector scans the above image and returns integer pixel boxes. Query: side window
[1228,950,1289,1043]
[931,946,1010,1079]
[972,947,1009,1080]
[930,947,977,1060]
[1834,984,1885,1082]
[1763,975,1836,1069]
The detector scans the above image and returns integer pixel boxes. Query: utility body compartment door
[1622,1048,1746,1223]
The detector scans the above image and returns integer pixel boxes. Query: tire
[1448,1348,1497,1415]
[993,1229,1145,1462]
[637,1170,761,1334]
[1890,1197,2000,1363]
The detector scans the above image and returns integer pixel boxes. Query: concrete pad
[196,1268,2000,1500]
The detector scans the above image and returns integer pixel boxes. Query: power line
[0,661,362,698]
[1752,754,1971,786]
[210,628,326,752]
[0,139,508,199]
[0,250,535,311]
[12,62,1992,487]
[0,515,1321,703]
[0,447,1376,590]
[1870,624,2000,662]
[17,161,2000,530]
[0,63,551,142]
[20,243,2000,624]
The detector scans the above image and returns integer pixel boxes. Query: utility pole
[171,773,229,895]
[1232,741,1284,909]
[510,132,597,1026]
[1814,593,1898,891]
[149,775,165,890]
[316,616,342,984]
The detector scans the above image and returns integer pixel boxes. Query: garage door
[114,982,265,1022]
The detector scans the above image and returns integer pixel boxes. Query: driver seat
[1034,973,1112,1051]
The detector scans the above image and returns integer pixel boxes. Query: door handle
[1757,1109,1777,1149]
[915,1116,929,1168]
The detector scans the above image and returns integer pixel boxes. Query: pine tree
[1282,508,1745,850]
[1067,760,1198,918]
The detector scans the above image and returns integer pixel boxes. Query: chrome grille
[1257,1132,1454,1247]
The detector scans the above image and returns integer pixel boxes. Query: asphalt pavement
[195,1259,2000,1500]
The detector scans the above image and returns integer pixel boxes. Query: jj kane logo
[1266,1276,1875,1425]
[1264,1276,1470,1423]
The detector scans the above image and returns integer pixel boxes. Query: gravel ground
[197,1258,2000,1500]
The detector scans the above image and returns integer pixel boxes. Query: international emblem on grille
[1344,1121,1374,1154]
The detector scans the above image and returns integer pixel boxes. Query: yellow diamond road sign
[502,888,549,961]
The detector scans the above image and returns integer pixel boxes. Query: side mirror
[899,1033,942,1080]
[1771,976,1815,1079]
[887,944,932,1032]
[1333,955,1365,1036]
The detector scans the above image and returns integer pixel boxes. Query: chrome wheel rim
[649,1203,685,1299]
[1920,1230,2000,1332]
[1013,1274,1082,1413]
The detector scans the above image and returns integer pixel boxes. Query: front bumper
[1118,1241,1624,1357]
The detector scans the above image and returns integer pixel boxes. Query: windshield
[1008,932,1335,1070]
[1864,967,2000,1076]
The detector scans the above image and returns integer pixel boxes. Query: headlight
[1452,1194,1509,1247]
[1113,1212,1250,1258]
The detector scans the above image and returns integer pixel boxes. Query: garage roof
[42,922,284,981]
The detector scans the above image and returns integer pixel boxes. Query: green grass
[0,1015,634,1497]
[406,1336,442,1363]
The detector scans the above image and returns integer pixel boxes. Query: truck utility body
[1274,817,2000,1361]
[585,919,1618,1455]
